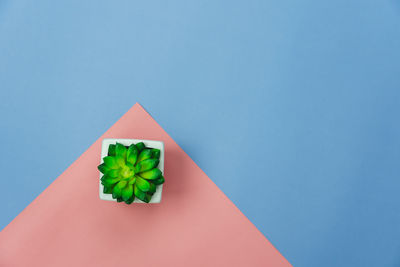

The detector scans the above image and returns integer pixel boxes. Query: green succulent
[98,142,164,204]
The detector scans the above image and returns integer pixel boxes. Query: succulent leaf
[98,163,110,174]
[102,176,120,187]
[103,156,118,169]
[122,184,134,201]
[136,159,159,173]
[139,168,161,180]
[148,182,156,194]
[108,144,116,156]
[127,145,138,165]
[117,180,127,189]
[136,176,150,192]
[151,149,160,160]
[125,196,135,204]
[128,176,136,185]
[115,143,127,158]
[137,149,153,162]
[113,185,122,198]
[108,169,119,178]
[135,142,145,152]
[144,194,152,203]
[115,155,125,168]
[153,175,165,185]
[125,162,134,169]
[113,180,128,199]
[103,186,113,194]
[134,185,146,201]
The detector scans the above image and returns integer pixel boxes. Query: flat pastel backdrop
[0,1,399,266]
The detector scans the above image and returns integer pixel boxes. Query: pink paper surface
[0,103,291,267]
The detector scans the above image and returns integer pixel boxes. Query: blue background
[1,1,399,266]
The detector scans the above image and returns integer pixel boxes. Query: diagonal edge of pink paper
[0,103,291,267]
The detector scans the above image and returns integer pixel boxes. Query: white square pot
[99,138,164,203]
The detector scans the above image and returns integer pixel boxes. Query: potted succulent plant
[98,139,165,204]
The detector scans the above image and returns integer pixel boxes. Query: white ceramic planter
[99,138,164,203]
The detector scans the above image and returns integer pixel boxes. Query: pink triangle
[0,103,291,267]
